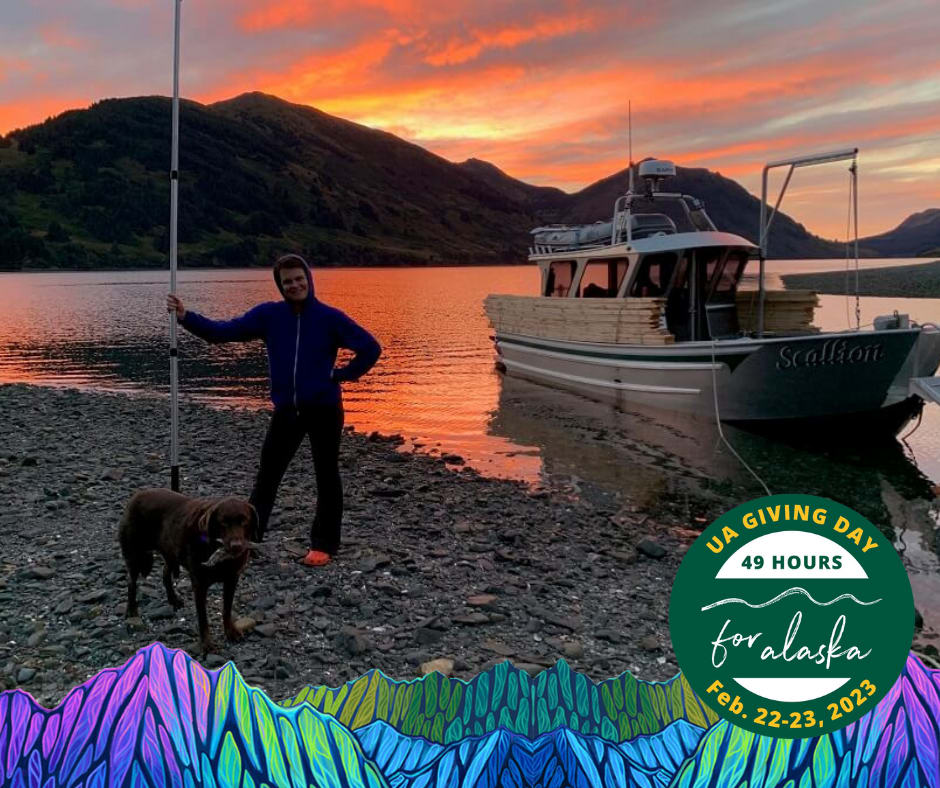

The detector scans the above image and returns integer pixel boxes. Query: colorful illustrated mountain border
[0,643,937,787]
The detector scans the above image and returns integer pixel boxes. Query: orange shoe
[301,550,332,567]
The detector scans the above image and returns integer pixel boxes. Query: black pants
[249,403,344,554]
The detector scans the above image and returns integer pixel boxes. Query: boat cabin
[536,240,754,342]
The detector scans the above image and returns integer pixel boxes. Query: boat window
[578,260,628,297]
[711,251,748,297]
[545,261,577,297]
[631,253,678,297]
[700,248,724,293]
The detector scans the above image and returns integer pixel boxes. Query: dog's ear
[247,503,260,540]
[197,501,218,536]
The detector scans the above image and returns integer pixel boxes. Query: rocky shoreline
[0,383,719,708]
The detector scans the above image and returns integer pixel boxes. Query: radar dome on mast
[638,159,676,197]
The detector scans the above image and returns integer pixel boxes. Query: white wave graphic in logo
[701,586,882,612]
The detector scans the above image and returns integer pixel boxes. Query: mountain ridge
[0,92,935,270]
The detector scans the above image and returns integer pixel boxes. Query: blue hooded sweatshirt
[181,257,381,410]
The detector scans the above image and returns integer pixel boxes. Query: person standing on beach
[166,254,381,567]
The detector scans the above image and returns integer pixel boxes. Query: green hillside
[2,92,926,270]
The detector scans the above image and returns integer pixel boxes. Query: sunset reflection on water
[2,262,940,487]
[0,266,544,481]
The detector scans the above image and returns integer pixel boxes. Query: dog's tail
[121,542,154,578]
[136,549,154,578]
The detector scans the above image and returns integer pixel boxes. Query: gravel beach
[782,259,940,298]
[0,383,720,708]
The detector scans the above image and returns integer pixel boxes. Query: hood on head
[273,253,315,300]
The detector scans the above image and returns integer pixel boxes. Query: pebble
[125,617,145,632]
[77,590,109,604]
[420,658,454,677]
[561,642,584,659]
[17,668,37,684]
[454,613,490,626]
[235,617,257,635]
[359,555,391,572]
[415,627,443,645]
[335,628,371,655]
[609,549,638,564]
[483,639,516,657]
[467,594,498,607]
[637,539,668,559]
[514,662,547,678]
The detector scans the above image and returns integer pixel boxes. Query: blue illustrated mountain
[355,718,704,788]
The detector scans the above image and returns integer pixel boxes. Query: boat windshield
[578,260,628,297]
[631,253,679,297]
[709,251,748,298]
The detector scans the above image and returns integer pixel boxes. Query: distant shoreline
[3,260,534,274]
[5,257,939,277]
[782,260,940,298]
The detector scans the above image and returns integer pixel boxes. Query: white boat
[484,150,940,436]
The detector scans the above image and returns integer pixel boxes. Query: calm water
[2,262,940,634]
[1,261,938,478]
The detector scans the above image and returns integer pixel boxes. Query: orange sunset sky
[1,0,937,240]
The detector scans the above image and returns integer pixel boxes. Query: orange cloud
[422,12,601,66]
[237,0,422,32]
[238,0,317,32]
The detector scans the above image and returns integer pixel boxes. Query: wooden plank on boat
[484,294,675,345]
[735,289,818,332]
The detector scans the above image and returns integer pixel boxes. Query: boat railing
[757,147,859,337]
[530,242,609,255]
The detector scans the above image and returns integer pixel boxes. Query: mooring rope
[710,340,772,496]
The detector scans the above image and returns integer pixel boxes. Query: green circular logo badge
[669,494,913,738]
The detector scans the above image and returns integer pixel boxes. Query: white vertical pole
[758,166,768,338]
[169,0,182,491]
[852,159,860,330]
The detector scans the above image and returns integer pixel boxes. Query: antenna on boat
[628,100,634,193]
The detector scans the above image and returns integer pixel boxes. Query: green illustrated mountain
[284,659,719,744]
[0,92,932,270]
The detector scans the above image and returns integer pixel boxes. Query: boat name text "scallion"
[776,339,885,370]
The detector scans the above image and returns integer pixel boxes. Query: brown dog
[119,488,258,653]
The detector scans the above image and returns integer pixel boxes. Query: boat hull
[494,328,940,435]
